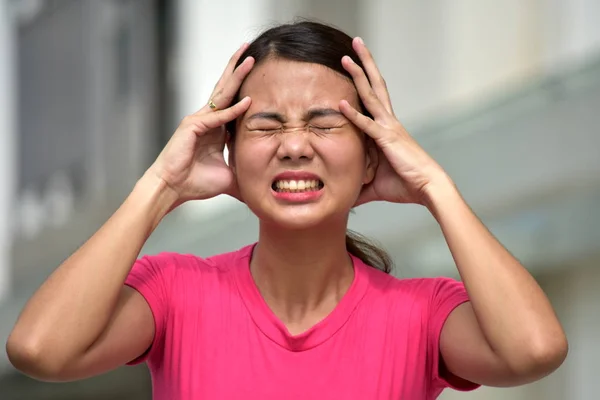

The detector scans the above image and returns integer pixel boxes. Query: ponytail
[345,230,393,274]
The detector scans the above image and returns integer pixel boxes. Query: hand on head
[146,34,452,214]
[340,38,449,207]
[147,43,255,207]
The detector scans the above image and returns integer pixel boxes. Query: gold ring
[208,99,218,110]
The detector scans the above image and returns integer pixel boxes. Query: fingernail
[356,37,364,45]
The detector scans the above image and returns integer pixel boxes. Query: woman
[7,21,567,399]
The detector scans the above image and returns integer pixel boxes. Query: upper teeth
[275,180,319,190]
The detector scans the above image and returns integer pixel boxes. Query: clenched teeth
[272,179,324,192]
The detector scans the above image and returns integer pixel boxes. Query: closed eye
[309,125,341,134]
[248,127,282,134]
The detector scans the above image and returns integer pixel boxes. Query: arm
[426,179,568,387]
[337,37,567,387]
[6,44,254,381]
[6,173,177,381]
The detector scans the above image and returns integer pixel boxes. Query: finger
[339,100,386,141]
[212,42,250,94]
[352,37,394,114]
[206,56,255,111]
[341,56,389,120]
[190,97,252,134]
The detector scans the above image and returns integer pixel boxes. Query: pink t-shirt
[125,244,479,399]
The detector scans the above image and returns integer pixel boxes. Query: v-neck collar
[233,244,370,352]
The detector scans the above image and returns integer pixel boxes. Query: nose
[276,127,315,162]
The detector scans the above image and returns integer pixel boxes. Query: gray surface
[17,0,89,197]
[0,364,151,400]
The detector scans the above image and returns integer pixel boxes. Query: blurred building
[0,0,599,399]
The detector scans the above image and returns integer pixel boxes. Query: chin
[260,208,328,231]
[267,216,326,231]
[250,203,346,232]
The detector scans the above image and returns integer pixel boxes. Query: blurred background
[0,0,599,398]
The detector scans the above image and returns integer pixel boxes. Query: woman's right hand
[148,44,254,206]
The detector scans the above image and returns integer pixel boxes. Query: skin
[5,38,567,389]
[229,59,377,332]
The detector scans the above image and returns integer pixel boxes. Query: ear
[363,136,378,185]
[226,132,236,173]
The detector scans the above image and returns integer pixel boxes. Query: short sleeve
[124,253,175,365]
[427,277,480,393]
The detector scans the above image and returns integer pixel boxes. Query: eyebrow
[246,108,344,123]
[306,108,344,120]
[246,112,287,123]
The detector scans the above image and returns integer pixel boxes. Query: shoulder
[130,243,255,283]
[393,276,466,297]
[362,266,468,308]
[361,268,471,338]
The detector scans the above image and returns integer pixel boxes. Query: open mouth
[271,179,325,193]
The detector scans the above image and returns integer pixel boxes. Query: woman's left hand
[340,38,453,207]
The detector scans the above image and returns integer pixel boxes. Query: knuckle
[188,120,208,133]
[182,114,206,129]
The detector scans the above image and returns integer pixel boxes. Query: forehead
[239,59,357,112]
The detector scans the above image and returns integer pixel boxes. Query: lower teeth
[276,189,318,193]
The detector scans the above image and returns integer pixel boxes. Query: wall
[360,0,600,123]
[0,0,16,303]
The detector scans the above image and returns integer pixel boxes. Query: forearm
[425,179,566,373]
[7,173,177,368]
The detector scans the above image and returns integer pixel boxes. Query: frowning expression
[230,59,376,230]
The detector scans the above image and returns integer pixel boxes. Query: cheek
[233,138,262,168]
[231,144,272,194]
[234,155,259,181]
[328,137,367,171]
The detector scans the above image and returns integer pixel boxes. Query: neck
[251,219,354,328]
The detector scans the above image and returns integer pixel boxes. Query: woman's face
[230,58,376,230]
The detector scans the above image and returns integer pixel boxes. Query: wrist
[129,172,180,229]
[422,174,463,220]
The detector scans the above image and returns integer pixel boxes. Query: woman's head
[226,21,392,273]
[226,21,372,134]
[227,21,376,227]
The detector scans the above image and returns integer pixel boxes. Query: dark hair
[228,21,393,274]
